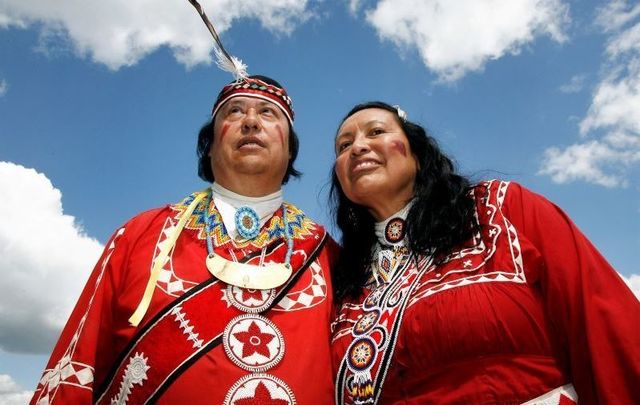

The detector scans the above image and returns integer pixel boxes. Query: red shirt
[332,181,639,404]
[32,191,338,404]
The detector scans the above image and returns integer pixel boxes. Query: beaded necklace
[204,190,294,289]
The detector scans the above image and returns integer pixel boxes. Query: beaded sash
[334,254,433,404]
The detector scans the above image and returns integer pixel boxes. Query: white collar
[211,182,283,240]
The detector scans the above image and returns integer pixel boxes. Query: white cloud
[605,20,640,56]
[361,0,570,82]
[0,162,104,354]
[539,140,634,187]
[0,79,7,97]
[580,60,640,136]
[595,0,640,32]
[540,1,640,187]
[0,0,311,70]
[349,0,364,15]
[559,74,586,93]
[0,374,32,405]
[620,273,640,301]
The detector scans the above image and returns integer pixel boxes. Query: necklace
[372,216,409,285]
[205,191,294,289]
[234,206,260,240]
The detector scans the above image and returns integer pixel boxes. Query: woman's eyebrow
[335,131,353,141]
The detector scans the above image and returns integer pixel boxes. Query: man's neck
[215,176,281,198]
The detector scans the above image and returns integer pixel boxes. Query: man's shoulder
[120,205,173,235]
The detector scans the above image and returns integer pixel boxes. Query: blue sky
[0,0,639,401]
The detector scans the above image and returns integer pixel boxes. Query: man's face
[210,96,290,192]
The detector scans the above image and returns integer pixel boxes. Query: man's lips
[237,136,266,149]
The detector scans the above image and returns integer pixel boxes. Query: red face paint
[391,140,407,157]
[218,123,230,143]
[275,124,285,147]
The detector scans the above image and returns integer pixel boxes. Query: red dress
[331,181,639,404]
[31,190,338,404]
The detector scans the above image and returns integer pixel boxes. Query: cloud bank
[1,0,571,81]
[540,0,640,187]
[0,374,32,405]
[0,0,311,70]
[356,0,570,82]
[0,161,104,353]
[621,273,640,300]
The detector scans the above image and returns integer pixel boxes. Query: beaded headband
[211,77,295,123]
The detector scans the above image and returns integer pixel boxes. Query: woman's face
[334,108,418,220]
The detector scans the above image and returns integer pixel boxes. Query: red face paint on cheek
[275,124,285,147]
[218,123,230,143]
[391,140,407,157]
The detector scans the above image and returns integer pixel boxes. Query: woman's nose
[351,136,370,155]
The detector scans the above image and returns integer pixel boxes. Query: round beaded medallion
[384,217,406,244]
[353,310,381,336]
[235,206,260,240]
[223,314,285,373]
[363,285,384,310]
[226,285,277,313]
[346,336,377,372]
[224,373,296,405]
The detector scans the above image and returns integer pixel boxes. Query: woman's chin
[346,184,387,207]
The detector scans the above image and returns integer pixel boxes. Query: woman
[330,101,639,404]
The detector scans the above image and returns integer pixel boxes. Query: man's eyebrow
[256,100,278,108]
[225,100,243,107]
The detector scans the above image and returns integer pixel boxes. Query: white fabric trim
[521,384,578,405]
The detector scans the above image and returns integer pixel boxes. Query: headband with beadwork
[211,77,295,123]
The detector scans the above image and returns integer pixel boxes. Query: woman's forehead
[337,108,397,137]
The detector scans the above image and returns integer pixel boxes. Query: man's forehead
[223,96,278,107]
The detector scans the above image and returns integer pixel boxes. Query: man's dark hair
[330,101,481,301]
[197,75,301,184]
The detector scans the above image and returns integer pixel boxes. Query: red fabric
[32,199,338,404]
[332,181,640,404]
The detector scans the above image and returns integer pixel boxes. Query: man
[31,75,337,404]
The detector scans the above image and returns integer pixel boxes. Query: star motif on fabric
[232,381,289,405]
[241,289,264,302]
[233,321,275,359]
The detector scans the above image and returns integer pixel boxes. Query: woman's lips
[350,158,381,176]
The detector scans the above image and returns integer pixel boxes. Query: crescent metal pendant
[235,206,260,240]
[206,252,293,289]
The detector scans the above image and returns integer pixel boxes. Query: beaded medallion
[384,217,406,244]
[235,206,260,240]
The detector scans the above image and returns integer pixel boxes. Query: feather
[187,0,248,80]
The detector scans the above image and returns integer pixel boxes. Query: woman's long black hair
[330,101,480,301]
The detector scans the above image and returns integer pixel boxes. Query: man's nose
[241,109,260,133]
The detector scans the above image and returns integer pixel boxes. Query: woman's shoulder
[470,180,544,209]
